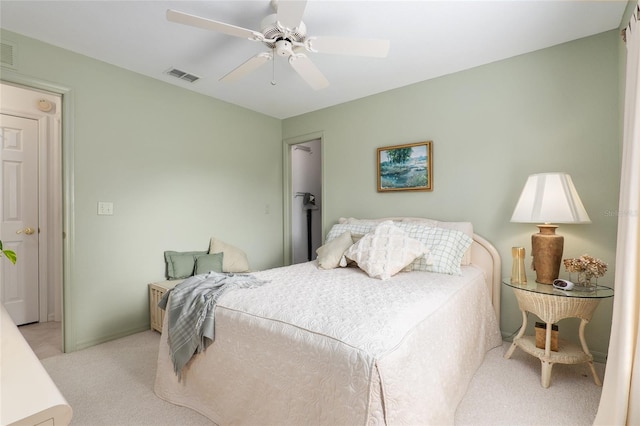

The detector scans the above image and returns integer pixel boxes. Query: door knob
[16,227,35,235]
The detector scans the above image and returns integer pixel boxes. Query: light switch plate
[97,201,114,215]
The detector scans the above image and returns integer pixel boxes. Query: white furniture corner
[1,304,72,426]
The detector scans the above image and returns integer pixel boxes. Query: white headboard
[471,233,501,324]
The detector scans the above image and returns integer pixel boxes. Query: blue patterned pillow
[396,224,472,275]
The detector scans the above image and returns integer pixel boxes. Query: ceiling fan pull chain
[271,48,277,86]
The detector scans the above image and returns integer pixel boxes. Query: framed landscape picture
[377,141,432,192]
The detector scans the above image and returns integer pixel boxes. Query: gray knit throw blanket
[158,271,267,380]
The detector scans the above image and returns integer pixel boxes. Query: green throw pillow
[195,253,224,275]
[164,250,207,279]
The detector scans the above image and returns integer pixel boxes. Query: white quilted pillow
[344,221,428,280]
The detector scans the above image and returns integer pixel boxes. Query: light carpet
[19,321,63,359]
[41,331,604,425]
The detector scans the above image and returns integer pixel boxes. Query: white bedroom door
[0,113,40,325]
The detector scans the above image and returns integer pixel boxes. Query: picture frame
[377,141,432,192]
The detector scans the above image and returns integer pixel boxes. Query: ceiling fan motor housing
[260,13,307,49]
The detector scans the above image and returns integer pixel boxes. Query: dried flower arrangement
[563,254,607,285]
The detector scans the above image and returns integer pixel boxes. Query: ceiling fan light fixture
[275,39,293,57]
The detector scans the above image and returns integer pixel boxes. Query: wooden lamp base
[531,224,563,284]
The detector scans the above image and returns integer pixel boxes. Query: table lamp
[511,172,591,284]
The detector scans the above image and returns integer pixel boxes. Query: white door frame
[282,131,324,265]
[1,71,76,352]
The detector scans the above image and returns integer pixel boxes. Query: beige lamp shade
[511,173,591,224]
[511,173,590,284]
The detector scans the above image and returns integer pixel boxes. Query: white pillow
[209,238,250,273]
[344,221,428,280]
[316,231,353,269]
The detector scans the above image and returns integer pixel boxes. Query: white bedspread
[155,262,501,425]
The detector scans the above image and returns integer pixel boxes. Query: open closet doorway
[290,139,322,264]
[0,82,64,357]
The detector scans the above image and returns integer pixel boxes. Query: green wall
[1,30,283,351]
[283,30,621,360]
[1,28,621,359]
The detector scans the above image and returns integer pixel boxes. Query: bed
[154,218,502,425]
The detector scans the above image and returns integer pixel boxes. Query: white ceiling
[0,1,627,119]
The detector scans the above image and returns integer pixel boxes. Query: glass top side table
[503,279,613,388]
[503,280,614,298]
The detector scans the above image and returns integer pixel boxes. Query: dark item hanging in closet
[302,193,316,261]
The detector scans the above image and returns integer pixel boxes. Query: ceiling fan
[166,0,390,90]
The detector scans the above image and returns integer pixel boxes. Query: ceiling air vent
[1,41,18,69]
[165,68,200,83]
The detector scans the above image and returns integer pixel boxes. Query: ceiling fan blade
[276,0,307,30]
[308,36,390,58]
[167,9,262,40]
[220,52,272,82]
[288,54,329,90]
